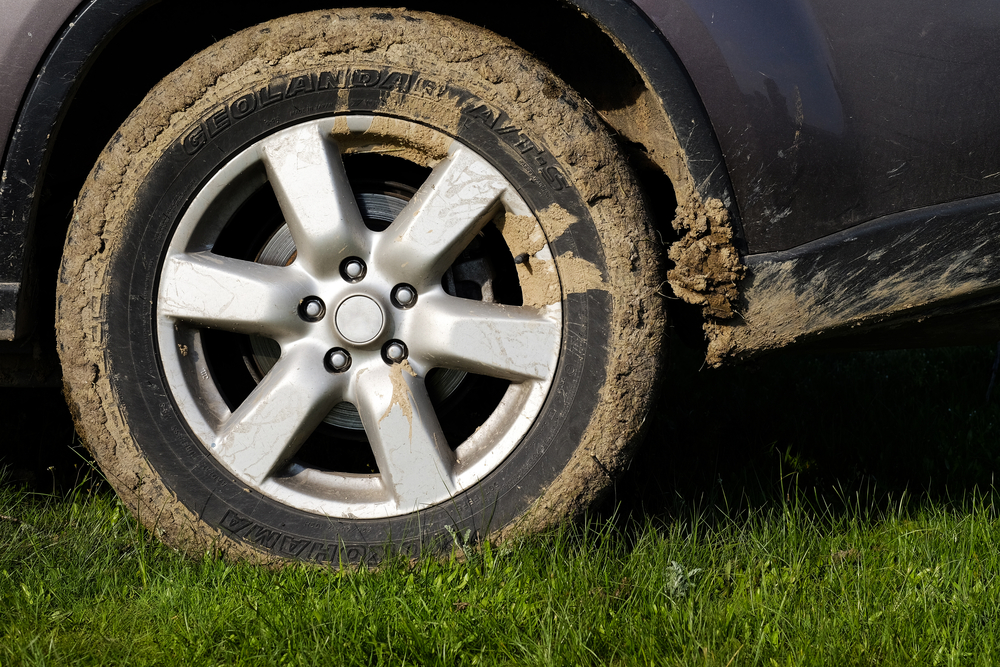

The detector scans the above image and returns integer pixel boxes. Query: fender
[634,0,1000,253]
[0,0,743,342]
[634,0,849,253]
[566,0,740,218]
[0,0,158,340]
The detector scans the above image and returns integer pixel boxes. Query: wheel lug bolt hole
[391,284,417,309]
[382,340,408,364]
[340,257,367,283]
[324,347,352,373]
[298,296,326,322]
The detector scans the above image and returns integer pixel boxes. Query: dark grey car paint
[0,0,79,163]
[636,0,1000,253]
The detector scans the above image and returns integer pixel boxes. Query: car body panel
[0,0,155,340]
[637,0,1000,252]
[0,0,79,163]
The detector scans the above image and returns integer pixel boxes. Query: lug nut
[340,257,366,282]
[344,261,364,278]
[298,296,326,322]
[391,284,417,309]
[324,347,352,373]
[383,340,408,364]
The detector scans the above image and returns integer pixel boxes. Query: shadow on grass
[606,336,1000,526]
[4,339,1000,528]
[0,386,90,495]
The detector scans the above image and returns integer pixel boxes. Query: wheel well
[21,0,710,372]
[35,1,677,312]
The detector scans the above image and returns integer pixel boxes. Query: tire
[56,9,665,565]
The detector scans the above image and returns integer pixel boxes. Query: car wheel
[56,9,665,564]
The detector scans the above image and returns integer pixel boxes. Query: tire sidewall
[103,56,613,563]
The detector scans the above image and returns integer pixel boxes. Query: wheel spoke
[375,146,508,287]
[354,364,456,510]
[158,251,308,339]
[259,123,368,277]
[212,343,343,486]
[408,294,560,382]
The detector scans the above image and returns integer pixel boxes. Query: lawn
[2,341,1000,665]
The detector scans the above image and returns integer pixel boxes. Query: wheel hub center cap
[335,295,384,344]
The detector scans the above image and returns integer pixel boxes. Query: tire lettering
[206,107,231,138]
[514,135,539,155]
[257,82,284,107]
[466,103,499,129]
[220,510,350,561]
[308,542,339,564]
[461,101,570,193]
[541,165,568,191]
[279,536,311,558]
[412,75,447,98]
[350,69,380,87]
[317,70,346,90]
[285,74,317,98]
[221,509,254,536]
[182,125,208,155]
[364,547,384,566]
[179,68,451,157]
[246,525,282,549]
[377,71,410,92]
[230,93,257,119]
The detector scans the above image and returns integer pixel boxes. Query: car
[2,0,999,565]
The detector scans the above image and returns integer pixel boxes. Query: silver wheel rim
[155,116,562,519]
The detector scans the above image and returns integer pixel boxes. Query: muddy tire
[56,9,665,565]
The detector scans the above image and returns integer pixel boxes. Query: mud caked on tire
[56,10,664,564]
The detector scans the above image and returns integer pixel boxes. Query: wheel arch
[2,0,741,344]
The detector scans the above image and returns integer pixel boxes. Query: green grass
[4,343,1000,665]
[3,484,1000,665]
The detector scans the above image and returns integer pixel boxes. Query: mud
[378,360,418,437]
[496,212,546,256]
[595,86,693,190]
[332,115,452,166]
[56,9,668,561]
[667,185,743,320]
[498,137,666,537]
[708,238,1000,362]
[497,205,604,308]
[668,183,745,367]
[536,203,579,241]
[584,48,746,367]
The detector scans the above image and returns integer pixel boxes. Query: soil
[587,52,746,368]
[378,359,418,433]
[668,185,743,320]
[498,205,604,308]
[334,115,452,165]
[709,236,1000,362]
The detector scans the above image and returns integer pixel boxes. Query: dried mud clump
[665,182,744,366]
[667,183,743,320]
[581,59,745,368]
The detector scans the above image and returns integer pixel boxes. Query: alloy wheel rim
[155,116,562,518]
